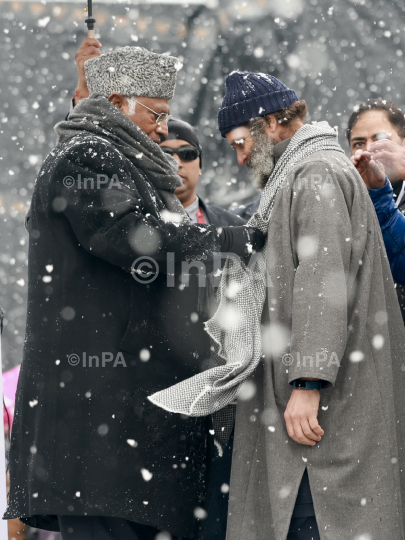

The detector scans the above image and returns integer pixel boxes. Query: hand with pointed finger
[367,139,405,182]
[351,149,386,189]
[284,389,324,446]
[74,38,102,104]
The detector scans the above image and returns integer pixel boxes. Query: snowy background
[0,0,404,368]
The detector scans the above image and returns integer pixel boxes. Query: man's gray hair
[126,97,137,116]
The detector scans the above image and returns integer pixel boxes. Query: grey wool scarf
[54,93,186,216]
[149,122,344,444]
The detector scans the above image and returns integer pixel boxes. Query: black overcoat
[198,199,246,228]
[5,132,222,538]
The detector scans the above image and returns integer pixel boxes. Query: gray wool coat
[226,144,405,540]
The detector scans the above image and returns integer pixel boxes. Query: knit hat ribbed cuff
[218,88,298,137]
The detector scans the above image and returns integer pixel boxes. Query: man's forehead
[352,110,393,135]
[226,126,251,144]
[351,131,392,142]
[159,138,189,147]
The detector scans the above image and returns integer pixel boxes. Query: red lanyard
[196,207,206,224]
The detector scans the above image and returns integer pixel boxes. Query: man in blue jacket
[351,150,405,284]
[348,99,405,322]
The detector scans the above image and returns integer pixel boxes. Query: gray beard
[246,132,277,190]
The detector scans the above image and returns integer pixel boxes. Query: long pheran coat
[226,146,405,540]
[4,132,222,538]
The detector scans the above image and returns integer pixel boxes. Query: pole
[85,0,96,39]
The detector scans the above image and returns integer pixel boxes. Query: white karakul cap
[84,46,182,99]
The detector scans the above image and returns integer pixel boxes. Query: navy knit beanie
[218,71,299,137]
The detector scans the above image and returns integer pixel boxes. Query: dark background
[0,0,404,368]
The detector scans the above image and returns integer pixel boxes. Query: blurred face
[159,138,201,207]
[350,110,404,178]
[108,94,170,143]
[226,126,255,167]
[226,123,277,189]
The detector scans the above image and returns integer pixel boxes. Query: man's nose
[366,138,374,151]
[237,152,248,166]
[172,153,182,166]
[157,122,169,138]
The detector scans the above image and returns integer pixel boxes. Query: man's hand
[74,38,102,104]
[367,139,405,181]
[284,389,324,446]
[351,149,386,189]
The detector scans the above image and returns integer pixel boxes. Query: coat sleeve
[51,137,221,273]
[286,160,353,386]
[368,179,405,286]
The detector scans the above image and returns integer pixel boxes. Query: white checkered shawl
[149,122,344,449]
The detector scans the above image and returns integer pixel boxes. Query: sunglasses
[161,146,200,162]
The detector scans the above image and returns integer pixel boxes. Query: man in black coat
[71,45,241,540]
[4,46,265,540]
[160,118,245,228]
[230,196,261,222]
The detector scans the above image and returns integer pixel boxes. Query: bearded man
[150,72,405,539]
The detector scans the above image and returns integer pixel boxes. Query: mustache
[245,143,274,170]
[245,148,262,170]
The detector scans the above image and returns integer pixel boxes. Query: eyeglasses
[161,146,200,162]
[133,100,172,125]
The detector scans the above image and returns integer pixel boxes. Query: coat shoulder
[202,201,247,226]
[230,197,261,222]
[53,133,125,166]
[291,149,356,176]
[286,149,364,198]
[269,148,371,238]
[38,134,136,188]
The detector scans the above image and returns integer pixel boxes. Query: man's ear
[108,93,125,109]
[265,114,279,136]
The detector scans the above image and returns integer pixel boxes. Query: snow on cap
[85,46,181,99]
[218,71,299,137]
